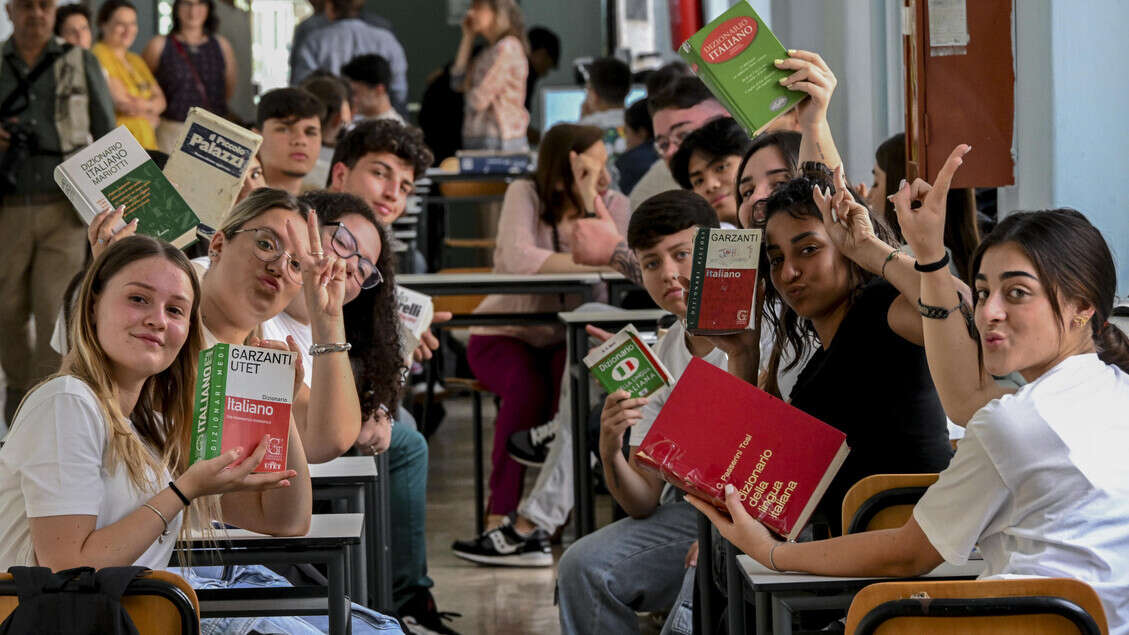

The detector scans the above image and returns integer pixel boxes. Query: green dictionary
[583,324,673,398]
[54,125,200,248]
[677,1,804,136]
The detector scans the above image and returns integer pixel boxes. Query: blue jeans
[387,418,433,607]
[178,565,402,634]
[557,501,698,634]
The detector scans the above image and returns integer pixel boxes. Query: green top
[0,38,115,197]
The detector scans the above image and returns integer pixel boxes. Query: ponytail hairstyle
[758,176,896,398]
[971,208,1129,373]
[57,235,220,544]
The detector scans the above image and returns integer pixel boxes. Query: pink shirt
[472,180,630,347]
[463,35,529,146]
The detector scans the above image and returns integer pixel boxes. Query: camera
[0,119,38,196]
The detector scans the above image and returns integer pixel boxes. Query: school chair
[0,569,200,634]
[844,577,1108,635]
[841,474,939,535]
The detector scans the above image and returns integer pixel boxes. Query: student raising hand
[889,144,972,264]
[812,165,879,264]
[287,209,349,320]
[775,49,842,169]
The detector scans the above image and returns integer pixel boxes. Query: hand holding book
[178,433,299,500]
[87,205,139,260]
[686,484,781,570]
[775,50,837,133]
[598,390,649,460]
[247,335,306,401]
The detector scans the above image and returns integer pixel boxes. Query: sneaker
[451,520,553,567]
[399,586,461,635]
[506,421,557,467]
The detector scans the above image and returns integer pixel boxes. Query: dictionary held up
[190,343,296,472]
[636,358,849,540]
[54,125,200,248]
[685,227,762,335]
[584,324,673,398]
[677,1,805,136]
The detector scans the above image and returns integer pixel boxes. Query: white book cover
[396,285,434,363]
[164,107,262,230]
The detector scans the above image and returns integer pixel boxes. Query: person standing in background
[451,0,529,151]
[0,0,115,424]
[142,0,236,153]
[524,25,559,111]
[340,54,403,124]
[54,3,93,50]
[92,0,165,150]
[289,0,408,114]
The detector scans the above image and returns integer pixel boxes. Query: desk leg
[694,514,716,635]
[725,540,746,634]
[328,548,349,635]
[348,487,368,608]
[472,389,485,535]
[363,478,381,609]
[569,324,593,538]
[756,591,770,635]
[374,453,394,610]
[771,593,792,635]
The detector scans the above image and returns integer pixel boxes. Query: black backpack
[0,566,148,635]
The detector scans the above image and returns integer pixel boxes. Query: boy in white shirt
[551,190,750,634]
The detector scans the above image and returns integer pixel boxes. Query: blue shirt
[289,18,407,110]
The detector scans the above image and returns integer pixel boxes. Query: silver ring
[96,238,107,245]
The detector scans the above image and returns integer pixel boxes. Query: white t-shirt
[914,354,1129,635]
[629,320,728,447]
[0,376,182,570]
[261,311,314,388]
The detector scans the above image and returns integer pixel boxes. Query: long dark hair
[171,0,218,36]
[533,123,604,250]
[297,191,406,417]
[733,131,802,217]
[759,176,896,398]
[971,209,1129,373]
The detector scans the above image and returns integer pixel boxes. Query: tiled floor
[423,394,663,635]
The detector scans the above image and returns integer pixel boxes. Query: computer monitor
[539,85,647,132]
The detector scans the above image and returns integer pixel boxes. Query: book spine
[189,347,213,465]
[685,228,711,330]
[206,344,229,460]
[53,166,101,225]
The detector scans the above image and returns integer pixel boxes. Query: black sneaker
[451,520,553,567]
[506,421,557,467]
[398,586,461,635]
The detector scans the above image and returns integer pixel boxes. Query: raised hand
[569,150,603,213]
[176,434,298,499]
[287,210,348,322]
[88,205,139,260]
[812,165,879,263]
[571,194,622,266]
[889,145,971,263]
[775,50,837,129]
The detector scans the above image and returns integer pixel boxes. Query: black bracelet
[914,251,951,272]
[917,295,962,320]
[168,481,191,507]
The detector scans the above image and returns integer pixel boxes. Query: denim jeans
[176,565,402,634]
[557,501,698,634]
[387,419,433,607]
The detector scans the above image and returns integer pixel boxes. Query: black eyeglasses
[323,222,384,289]
[229,227,303,284]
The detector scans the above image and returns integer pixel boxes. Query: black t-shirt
[788,280,952,536]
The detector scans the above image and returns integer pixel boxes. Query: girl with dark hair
[692,146,1129,634]
[142,0,237,153]
[452,0,530,151]
[735,132,803,228]
[669,117,750,226]
[466,123,630,528]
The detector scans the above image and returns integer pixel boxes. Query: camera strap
[0,45,69,118]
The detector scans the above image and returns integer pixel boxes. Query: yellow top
[92,42,159,150]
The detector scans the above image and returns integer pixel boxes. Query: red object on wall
[669,0,703,50]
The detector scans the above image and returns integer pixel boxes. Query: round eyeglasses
[229,227,303,284]
[323,222,384,290]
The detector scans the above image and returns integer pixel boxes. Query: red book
[635,358,849,540]
[685,228,762,335]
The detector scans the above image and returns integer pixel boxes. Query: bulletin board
[903,0,1015,188]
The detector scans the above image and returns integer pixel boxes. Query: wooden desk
[734,554,984,635]
[310,455,389,610]
[558,309,671,538]
[174,513,363,635]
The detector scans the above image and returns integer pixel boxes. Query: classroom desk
[559,309,671,538]
[173,513,363,635]
[311,455,390,610]
[600,272,645,307]
[734,554,984,635]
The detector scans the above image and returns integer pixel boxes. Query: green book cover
[677,1,804,136]
[54,125,200,248]
[190,343,230,464]
[583,324,673,398]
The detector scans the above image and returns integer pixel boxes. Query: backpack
[0,566,148,635]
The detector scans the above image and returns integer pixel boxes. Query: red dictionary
[635,358,849,540]
[685,227,762,335]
